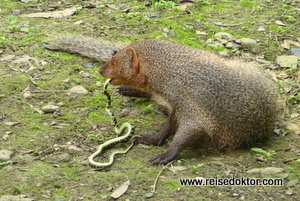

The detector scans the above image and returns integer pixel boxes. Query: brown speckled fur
[50,36,278,165]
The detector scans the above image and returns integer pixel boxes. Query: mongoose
[49,35,278,164]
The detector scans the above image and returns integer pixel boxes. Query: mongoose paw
[149,152,177,165]
[134,134,165,146]
[117,86,151,98]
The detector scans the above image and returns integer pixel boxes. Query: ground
[0,0,300,200]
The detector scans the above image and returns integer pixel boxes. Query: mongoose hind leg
[118,86,152,98]
[135,110,178,146]
[149,122,200,165]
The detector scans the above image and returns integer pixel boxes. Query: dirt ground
[0,0,300,200]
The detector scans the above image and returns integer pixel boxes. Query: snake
[88,79,135,168]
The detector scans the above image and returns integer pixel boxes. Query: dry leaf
[4,122,20,126]
[20,7,81,19]
[15,148,33,154]
[111,180,130,199]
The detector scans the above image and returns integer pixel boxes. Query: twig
[214,22,243,27]
[27,90,68,93]
[152,161,173,193]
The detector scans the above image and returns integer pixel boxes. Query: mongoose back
[48,35,278,164]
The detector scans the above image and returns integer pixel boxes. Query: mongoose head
[100,46,147,88]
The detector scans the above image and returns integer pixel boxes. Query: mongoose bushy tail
[48,34,127,62]
[48,35,279,164]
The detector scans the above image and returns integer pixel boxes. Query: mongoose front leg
[135,110,178,146]
[117,86,152,98]
[149,123,199,165]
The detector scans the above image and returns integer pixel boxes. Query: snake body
[88,79,135,168]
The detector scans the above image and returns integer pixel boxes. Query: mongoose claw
[149,153,174,165]
[149,148,179,165]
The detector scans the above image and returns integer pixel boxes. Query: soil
[0,0,299,200]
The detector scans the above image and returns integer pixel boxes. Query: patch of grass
[240,0,259,8]
[161,179,180,190]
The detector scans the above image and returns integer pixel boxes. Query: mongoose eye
[112,50,118,56]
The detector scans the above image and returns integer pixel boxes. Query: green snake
[88,79,135,168]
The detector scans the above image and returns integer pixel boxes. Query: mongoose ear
[126,47,139,71]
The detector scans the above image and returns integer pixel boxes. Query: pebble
[79,71,91,78]
[218,50,231,57]
[291,48,300,56]
[196,30,208,35]
[69,86,89,95]
[246,167,284,175]
[0,149,14,161]
[23,91,33,99]
[238,38,257,47]
[285,188,294,196]
[214,32,234,40]
[84,63,94,68]
[41,105,59,113]
[276,55,298,69]
[225,42,240,49]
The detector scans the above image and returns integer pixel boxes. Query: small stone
[0,150,14,161]
[196,30,208,35]
[79,71,91,78]
[225,42,240,49]
[276,55,298,69]
[69,86,89,95]
[217,38,228,45]
[84,63,94,68]
[276,72,289,79]
[214,32,234,40]
[218,50,231,57]
[74,20,84,25]
[257,26,265,32]
[42,105,59,113]
[2,134,10,141]
[247,167,284,175]
[291,48,300,56]
[149,13,157,18]
[145,192,154,198]
[238,38,257,47]
[206,39,214,44]
[63,78,70,83]
[23,91,33,99]
[285,188,293,196]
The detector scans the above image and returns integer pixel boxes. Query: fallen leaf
[20,7,82,18]
[111,180,130,199]
[275,20,286,26]
[15,148,33,154]
[4,122,20,126]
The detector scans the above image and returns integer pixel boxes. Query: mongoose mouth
[109,78,123,85]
